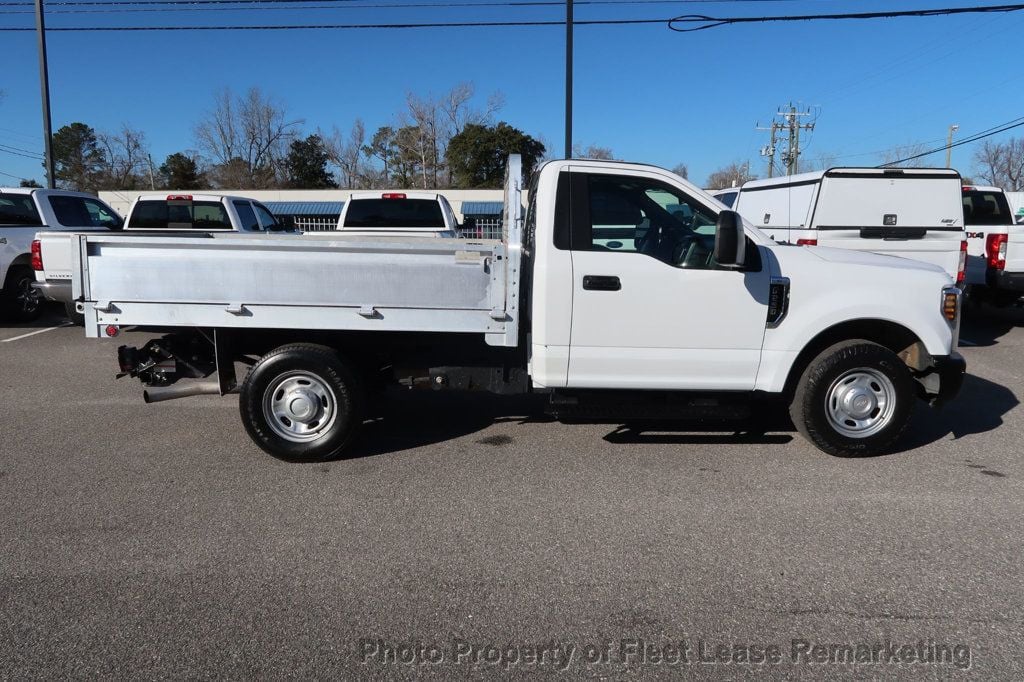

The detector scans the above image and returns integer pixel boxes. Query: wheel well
[783,319,929,397]
[3,254,32,285]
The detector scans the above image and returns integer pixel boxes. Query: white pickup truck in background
[34,193,287,321]
[1,187,121,321]
[961,185,1024,305]
[336,191,459,237]
[39,155,966,461]
[716,168,967,283]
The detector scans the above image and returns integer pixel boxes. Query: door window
[49,196,120,228]
[233,200,260,231]
[253,203,278,230]
[583,174,720,269]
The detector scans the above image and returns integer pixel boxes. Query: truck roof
[740,167,960,191]
[0,187,101,199]
[133,193,253,203]
[346,191,443,201]
[962,185,1003,193]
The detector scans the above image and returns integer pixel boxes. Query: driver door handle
[582,275,621,291]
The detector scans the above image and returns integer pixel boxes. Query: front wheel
[239,343,364,462]
[790,340,914,457]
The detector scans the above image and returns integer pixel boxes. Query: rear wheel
[790,340,914,457]
[239,343,363,462]
[2,266,43,322]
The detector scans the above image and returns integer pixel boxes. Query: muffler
[143,380,222,404]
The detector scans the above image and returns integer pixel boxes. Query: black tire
[64,301,85,326]
[789,340,914,457]
[239,343,363,463]
[2,265,44,322]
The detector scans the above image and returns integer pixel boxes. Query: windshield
[963,190,1013,226]
[343,198,445,229]
[128,200,231,229]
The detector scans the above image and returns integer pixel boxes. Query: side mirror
[714,210,746,267]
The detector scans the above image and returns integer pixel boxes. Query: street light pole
[34,0,55,188]
[946,124,959,169]
[564,0,573,159]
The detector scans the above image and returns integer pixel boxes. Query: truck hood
[804,244,948,275]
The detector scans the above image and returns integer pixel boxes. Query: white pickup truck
[961,185,1024,305]
[38,156,965,460]
[336,191,458,237]
[715,168,967,283]
[1,187,121,321]
[34,193,287,316]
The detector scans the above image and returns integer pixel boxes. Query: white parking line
[1,323,74,344]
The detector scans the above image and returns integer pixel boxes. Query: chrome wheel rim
[262,372,338,443]
[16,276,41,315]
[825,368,896,439]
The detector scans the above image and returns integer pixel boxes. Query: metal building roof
[264,201,344,216]
[460,201,504,216]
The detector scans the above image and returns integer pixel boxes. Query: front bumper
[985,269,1024,293]
[31,280,72,303]
[921,352,966,407]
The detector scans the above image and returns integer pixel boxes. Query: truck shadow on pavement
[347,391,551,459]
[341,372,1015,460]
[959,303,1024,347]
[0,304,68,330]
[897,372,1018,451]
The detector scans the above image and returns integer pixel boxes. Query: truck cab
[336,192,459,237]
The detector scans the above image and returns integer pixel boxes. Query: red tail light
[166,194,193,201]
[31,239,43,271]
[382,193,406,200]
[986,233,1008,270]
[957,239,967,285]
[796,238,817,246]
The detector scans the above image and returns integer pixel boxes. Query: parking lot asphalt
[1,304,1023,678]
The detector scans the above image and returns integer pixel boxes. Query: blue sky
[1,0,1022,186]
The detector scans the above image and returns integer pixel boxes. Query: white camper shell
[731,168,966,281]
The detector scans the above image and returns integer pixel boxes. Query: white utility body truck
[336,191,459,237]
[720,168,967,283]
[960,185,1024,305]
[1,187,121,321]
[39,157,965,460]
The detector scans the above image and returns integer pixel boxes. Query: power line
[879,116,1024,167]
[668,3,1024,32]
[0,0,844,6]
[0,167,32,179]
[0,17,672,29]
[0,145,44,160]
[0,0,842,15]
[0,142,44,158]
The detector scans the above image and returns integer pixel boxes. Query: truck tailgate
[816,230,961,279]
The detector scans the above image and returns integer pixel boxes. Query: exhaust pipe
[143,380,222,404]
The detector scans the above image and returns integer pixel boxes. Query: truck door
[565,168,771,390]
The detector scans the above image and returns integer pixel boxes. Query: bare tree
[879,142,932,168]
[573,144,614,160]
[194,86,302,188]
[797,151,839,173]
[671,163,689,180]
[404,93,442,188]
[98,125,150,190]
[323,119,367,189]
[705,162,756,190]
[974,138,1024,191]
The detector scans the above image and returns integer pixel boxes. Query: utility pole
[945,124,959,168]
[147,154,156,190]
[780,104,814,176]
[564,0,573,159]
[757,119,784,178]
[34,0,55,188]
